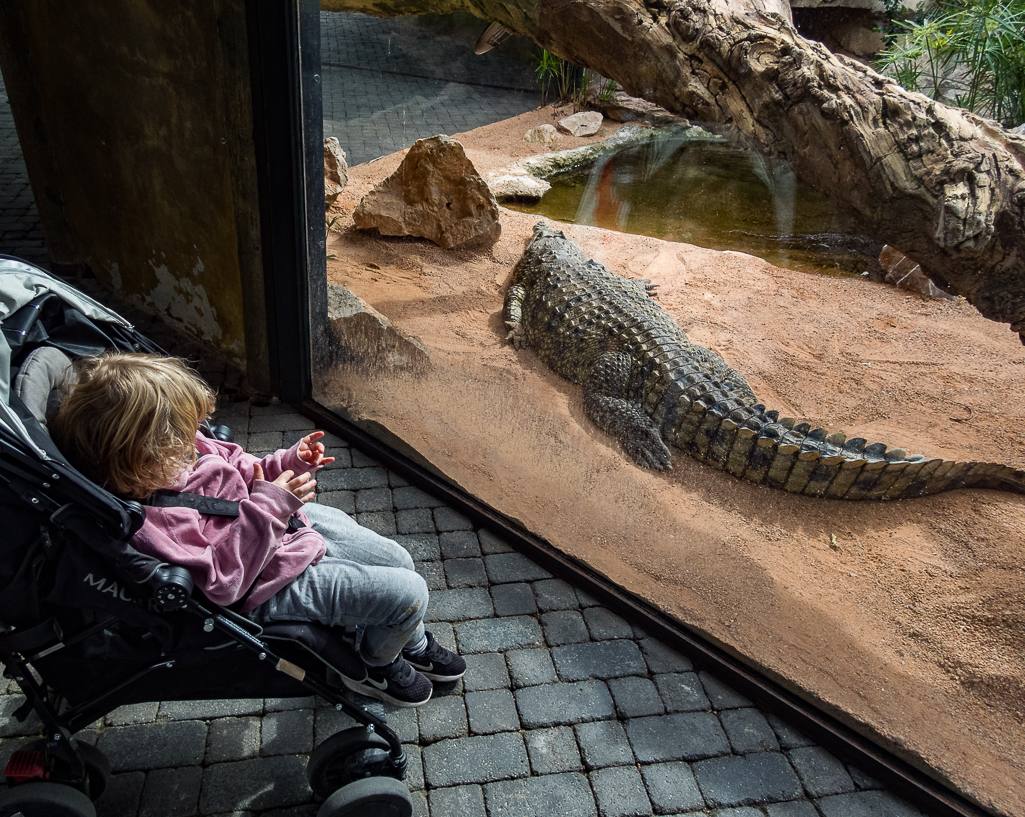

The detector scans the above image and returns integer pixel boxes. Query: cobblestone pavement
[1,15,932,817]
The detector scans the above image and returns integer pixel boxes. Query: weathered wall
[0,0,266,379]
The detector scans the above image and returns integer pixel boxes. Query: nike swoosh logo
[411,660,434,672]
[366,676,389,690]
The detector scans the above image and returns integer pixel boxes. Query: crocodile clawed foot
[639,279,660,298]
[625,431,673,471]
[505,321,529,350]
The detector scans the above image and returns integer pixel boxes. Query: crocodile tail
[667,395,1025,500]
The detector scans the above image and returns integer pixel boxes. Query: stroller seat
[0,258,412,817]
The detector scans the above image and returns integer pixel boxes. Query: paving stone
[485,552,553,583]
[0,696,42,737]
[445,557,489,588]
[817,790,926,816]
[626,712,730,763]
[313,706,360,746]
[765,801,822,817]
[492,582,537,616]
[541,610,590,646]
[463,652,510,691]
[140,765,202,817]
[381,703,421,743]
[639,762,707,815]
[575,588,601,607]
[848,764,883,790]
[404,743,424,791]
[158,699,262,721]
[692,752,804,808]
[552,640,646,681]
[478,528,514,554]
[355,510,397,535]
[713,809,766,817]
[426,587,495,622]
[265,696,316,713]
[397,508,436,534]
[484,772,596,817]
[418,694,467,742]
[98,720,208,772]
[199,755,311,813]
[433,507,474,531]
[639,637,694,674]
[318,466,389,491]
[105,702,159,726]
[355,486,393,512]
[94,771,145,817]
[393,485,444,509]
[248,431,285,451]
[440,530,481,558]
[419,561,447,591]
[591,764,652,817]
[720,707,779,754]
[574,720,634,769]
[423,732,529,787]
[429,784,487,817]
[316,490,356,514]
[262,709,314,756]
[698,671,752,710]
[516,681,616,728]
[608,676,664,718]
[524,726,581,774]
[533,578,580,611]
[394,532,442,561]
[206,716,261,763]
[427,621,457,653]
[350,449,382,468]
[466,688,519,734]
[248,414,316,433]
[788,746,856,797]
[455,615,543,654]
[506,648,558,688]
[582,607,634,640]
[766,715,816,750]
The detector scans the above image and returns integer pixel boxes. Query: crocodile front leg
[584,351,672,470]
[503,283,529,349]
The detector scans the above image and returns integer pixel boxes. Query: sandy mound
[325,105,1025,817]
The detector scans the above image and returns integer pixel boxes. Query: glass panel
[307,9,1025,808]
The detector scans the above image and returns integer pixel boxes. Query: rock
[879,245,957,300]
[557,111,604,137]
[324,137,349,204]
[353,135,501,249]
[326,283,431,372]
[486,173,551,203]
[589,90,688,127]
[525,124,562,148]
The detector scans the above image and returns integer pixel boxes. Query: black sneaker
[403,631,467,682]
[341,655,433,708]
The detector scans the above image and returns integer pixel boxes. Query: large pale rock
[590,90,687,127]
[353,135,501,249]
[557,111,604,137]
[324,137,349,204]
[486,172,551,203]
[525,124,562,148]
[326,283,430,372]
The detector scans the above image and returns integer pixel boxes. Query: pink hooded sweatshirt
[131,433,327,613]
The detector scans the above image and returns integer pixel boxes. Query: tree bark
[322,0,1025,345]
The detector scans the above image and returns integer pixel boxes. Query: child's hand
[253,463,317,503]
[298,431,335,470]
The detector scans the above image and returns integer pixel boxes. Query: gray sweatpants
[251,502,428,667]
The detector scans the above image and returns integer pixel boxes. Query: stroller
[0,257,412,817]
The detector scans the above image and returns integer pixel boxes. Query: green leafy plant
[535,49,583,106]
[876,0,1025,127]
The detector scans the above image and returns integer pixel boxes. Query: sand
[323,105,1025,816]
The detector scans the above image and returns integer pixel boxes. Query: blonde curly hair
[50,352,216,499]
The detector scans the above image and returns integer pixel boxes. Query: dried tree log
[322,0,1025,345]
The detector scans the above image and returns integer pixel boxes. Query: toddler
[50,352,463,707]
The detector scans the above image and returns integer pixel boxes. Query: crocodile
[503,222,1025,500]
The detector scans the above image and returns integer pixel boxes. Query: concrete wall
[0,1,268,383]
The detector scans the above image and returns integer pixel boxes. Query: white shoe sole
[340,675,433,708]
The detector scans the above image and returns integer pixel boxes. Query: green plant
[876,0,1025,127]
[535,49,583,106]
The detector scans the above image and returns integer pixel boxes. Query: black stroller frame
[0,257,411,817]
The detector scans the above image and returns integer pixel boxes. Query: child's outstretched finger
[253,462,264,481]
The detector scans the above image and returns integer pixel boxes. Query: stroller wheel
[316,776,412,817]
[0,781,97,817]
[26,739,111,800]
[307,727,401,799]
